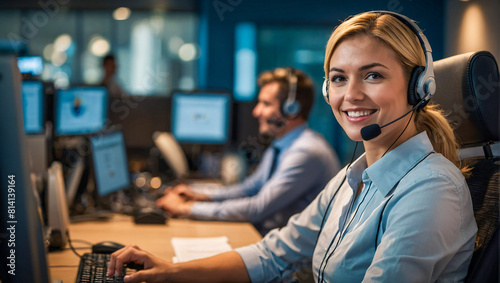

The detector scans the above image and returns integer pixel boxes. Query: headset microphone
[267,118,286,128]
[360,99,424,141]
[360,124,382,141]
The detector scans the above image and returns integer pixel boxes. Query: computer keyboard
[76,253,126,283]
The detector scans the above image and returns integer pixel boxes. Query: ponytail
[415,104,470,177]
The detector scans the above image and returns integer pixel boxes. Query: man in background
[101,54,128,98]
[156,67,340,235]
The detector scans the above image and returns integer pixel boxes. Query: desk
[49,214,262,282]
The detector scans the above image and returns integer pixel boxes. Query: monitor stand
[53,136,113,222]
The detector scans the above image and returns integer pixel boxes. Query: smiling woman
[106,11,478,283]
[327,34,411,156]
[323,12,468,172]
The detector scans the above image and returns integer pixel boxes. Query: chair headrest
[432,51,499,148]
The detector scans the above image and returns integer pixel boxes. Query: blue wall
[198,0,445,91]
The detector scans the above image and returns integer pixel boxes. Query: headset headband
[373,11,436,101]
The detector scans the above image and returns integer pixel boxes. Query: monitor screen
[55,86,108,136]
[90,130,131,196]
[17,56,43,76]
[171,92,231,144]
[0,56,50,283]
[108,96,171,149]
[22,80,44,134]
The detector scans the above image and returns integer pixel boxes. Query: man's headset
[282,67,301,118]
[267,67,302,127]
[321,11,436,141]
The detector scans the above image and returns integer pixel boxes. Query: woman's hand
[107,245,172,283]
[108,246,250,283]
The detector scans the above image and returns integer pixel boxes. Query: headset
[281,67,301,118]
[322,11,436,113]
[267,68,301,128]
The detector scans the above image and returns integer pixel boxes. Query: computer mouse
[133,207,167,225]
[92,241,125,254]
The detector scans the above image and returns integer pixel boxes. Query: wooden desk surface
[49,214,262,282]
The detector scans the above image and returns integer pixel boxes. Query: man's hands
[172,184,211,201]
[107,245,172,283]
[155,184,210,217]
[156,190,194,217]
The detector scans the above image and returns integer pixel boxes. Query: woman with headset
[108,11,477,282]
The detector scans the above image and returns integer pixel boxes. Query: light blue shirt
[236,131,477,282]
[190,124,341,234]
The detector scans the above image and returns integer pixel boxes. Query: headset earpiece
[408,66,424,106]
[282,100,301,117]
[322,80,330,105]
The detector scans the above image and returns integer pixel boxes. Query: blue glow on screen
[90,131,130,196]
[18,56,43,76]
[171,93,230,144]
[21,81,44,134]
[55,87,108,136]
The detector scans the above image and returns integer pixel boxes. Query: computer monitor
[17,56,43,76]
[108,96,171,149]
[90,130,131,196]
[0,56,50,282]
[55,86,108,136]
[171,92,231,144]
[21,80,45,134]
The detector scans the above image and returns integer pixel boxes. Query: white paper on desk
[171,236,233,263]
[189,183,221,194]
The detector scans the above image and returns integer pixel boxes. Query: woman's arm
[108,246,250,283]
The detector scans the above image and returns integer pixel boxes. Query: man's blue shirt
[190,124,341,235]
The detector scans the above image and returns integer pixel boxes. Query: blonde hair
[324,12,469,175]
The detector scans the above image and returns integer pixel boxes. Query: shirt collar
[273,123,307,150]
[345,153,367,193]
[347,131,435,197]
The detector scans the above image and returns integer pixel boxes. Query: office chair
[432,50,499,283]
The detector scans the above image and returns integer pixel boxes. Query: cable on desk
[63,246,90,251]
[66,230,83,258]
[62,238,93,251]
[69,239,94,246]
